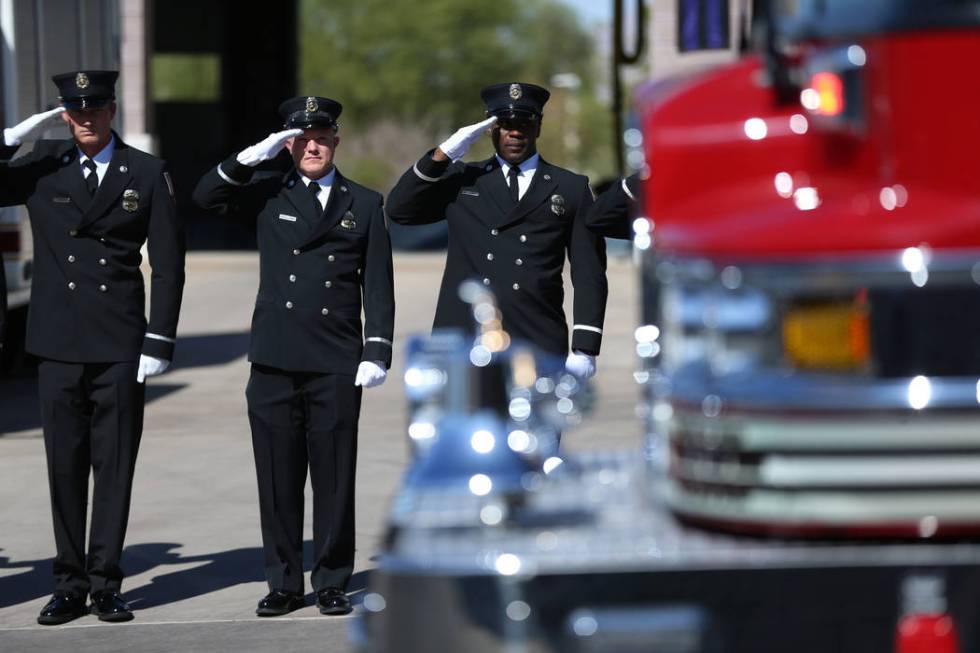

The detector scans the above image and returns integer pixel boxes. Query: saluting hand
[3,107,66,147]
[437,116,497,162]
[236,128,304,167]
[354,361,387,388]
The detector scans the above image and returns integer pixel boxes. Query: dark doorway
[152,1,297,250]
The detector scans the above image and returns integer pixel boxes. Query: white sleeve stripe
[145,332,176,343]
[573,325,603,335]
[216,164,243,186]
[412,162,441,183]
[366,337,393,346]
[621,177,636,201]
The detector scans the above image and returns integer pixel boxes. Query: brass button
[324,281,332,288]
[67,255,75,263]
[285,301,294,309]
[99,258,107,266]
[68,282,76,290]
[289,274,296,282]
[99,284,107,292]
[321,308,329,316]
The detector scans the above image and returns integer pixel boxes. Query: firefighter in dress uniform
[193,96,394,617]
[0,70,185,625]
[387,82,607,378]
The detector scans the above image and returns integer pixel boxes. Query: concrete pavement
[0,251,642,652]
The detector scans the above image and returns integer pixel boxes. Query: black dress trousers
[246,363,362,595]
[37,359,145,595]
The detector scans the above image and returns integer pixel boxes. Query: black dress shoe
[316,587,352,615]
[37,591,88,625]
[256,590,304,617]
[90,590,134,622]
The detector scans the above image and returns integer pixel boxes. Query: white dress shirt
[78,136,115,184]
[300,167,337,211]
[496,153,539,201]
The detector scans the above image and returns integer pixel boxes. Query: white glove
[3,107,66,147]
[565,351,596,379]
[137,354,170,384]
[354,361,387,388]
[437,116,497,162]
[236,128,303,166]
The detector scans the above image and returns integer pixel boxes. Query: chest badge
[550,193,566,216]
[340,211,356,229]
[122,189,140,213]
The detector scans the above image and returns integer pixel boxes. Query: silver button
[515,258,523,266]
[324,281,332,288]
[293,249,301,255]
[68,282,76,290]
[285,301,294,309]
[321,308,329,315]
[483,278,491,285]
[289,274,296,282]
[69,229,78,236]
[99,284,107,292]
[486,253,494,261]
[328,254,335,262]
[512,283,520,290]
[99,237,106,243]
[357,268,362,274]
[491,229,499,236]
[67,255,76,263]
[520,235,527,243]
[99,258,107,266]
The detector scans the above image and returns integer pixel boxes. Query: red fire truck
[638,0,980,539]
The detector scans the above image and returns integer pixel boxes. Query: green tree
[299,0,616,189]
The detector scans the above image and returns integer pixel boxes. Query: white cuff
[145,332,176,343]
[412,162,441,183]
[216,164,243,186]
[573,324,603,335]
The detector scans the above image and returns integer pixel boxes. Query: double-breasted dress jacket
[193,155,394,373]
[387,151,608,357]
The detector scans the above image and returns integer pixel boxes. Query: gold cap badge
[509,83,522,100]
[306,96,318,113]
[76,72,90,89]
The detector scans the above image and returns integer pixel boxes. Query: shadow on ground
[0,542,372,611]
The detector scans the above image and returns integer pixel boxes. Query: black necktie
[507,165,521,204]
[308,180,322,213]
[83,159,99,196]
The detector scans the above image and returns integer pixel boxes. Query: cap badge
[306,96,318,113]
[509,83,522,100]
[76,72,90,89]
[341,211,357,230]
[122,189,140,213]
[550,193,565,216]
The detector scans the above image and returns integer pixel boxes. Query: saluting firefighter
[386,83,607,377]
[193,96,394,617]
[0,70,185,624]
